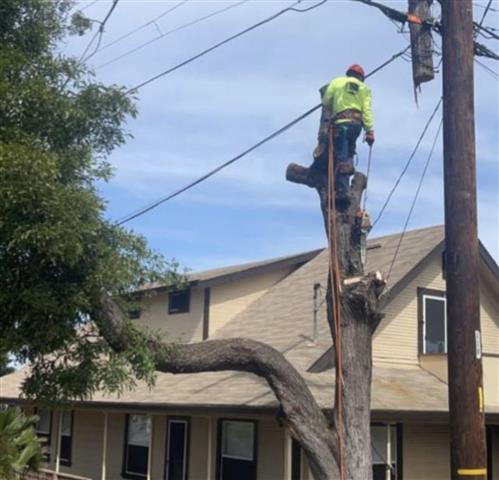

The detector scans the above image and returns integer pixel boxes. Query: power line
[477,0,493,31]
[371,98,442,228]
[97,0,249,70]
[80,0,120,62]
[353,0,499,61]
[116,104,321,225]
[78,0,98,12]
[115,46,409,225]
[94,0,188,57]
[475,58,499,80]
[125,0,328,93]
[386,118,443,281]
[474,2,498,12]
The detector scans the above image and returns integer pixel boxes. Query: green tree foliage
[0,1,180,402]
[0,408,43,479]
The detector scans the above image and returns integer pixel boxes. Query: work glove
[365,131,375,146]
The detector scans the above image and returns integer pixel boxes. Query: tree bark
[287,129,384,479]
[94,113,384,479]
[95,294,340,479]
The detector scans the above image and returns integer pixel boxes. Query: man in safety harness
[312,64,375,200]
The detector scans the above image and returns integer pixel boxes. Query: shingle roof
[2,225,496,415]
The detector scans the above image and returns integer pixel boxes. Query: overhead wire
[125,0,328,93]
[96,0,250,70]
[78,0,98,12]
[93,0,188,57]
[371,98,442,228]
[475,58,499,80]
[79,0,120,62]
[477,0,493,31]
[115,45,410,226]
[386,118,443,281]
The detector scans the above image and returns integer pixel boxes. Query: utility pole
[441,1,487,479]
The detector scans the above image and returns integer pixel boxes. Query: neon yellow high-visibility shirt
[322,76,374,132]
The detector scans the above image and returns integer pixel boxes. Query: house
[1,225,498,480]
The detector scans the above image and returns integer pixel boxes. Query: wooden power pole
[441,1,487,479]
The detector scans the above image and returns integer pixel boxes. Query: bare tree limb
[94,292,340,479]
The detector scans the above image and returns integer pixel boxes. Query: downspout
[147,414,154,480]
[313,283,321,342]
[101,412,108,480]
[386,424,392,480]
[55,410,62,474]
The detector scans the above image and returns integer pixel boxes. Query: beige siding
[484,356,499,409]
[60,410,104,480]
[257,418,286,480]
[151,415,166,480]
[188,416,211,480]
[481,280,499,355]
[135,288,204,343]
[209,267,293,336]
[403,423,450,480]
[105,412,126,480]
[373,255,446,364]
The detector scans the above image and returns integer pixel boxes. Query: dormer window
[168,289,190,315]
[418,288,447,354]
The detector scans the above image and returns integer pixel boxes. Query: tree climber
[312,64,375,199]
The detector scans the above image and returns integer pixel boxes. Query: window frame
[59,410,74,467]
[370,423,403,480]
[35,408,53,463]
[168,289,191,315]
[216,419,257,480]
[122,414,151,480]
[164,416,190,480]
[417,288,447,355]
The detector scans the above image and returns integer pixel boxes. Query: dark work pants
[333,121,362,193]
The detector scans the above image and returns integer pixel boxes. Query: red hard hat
[346,64,365,79]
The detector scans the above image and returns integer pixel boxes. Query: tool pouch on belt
[333,109,363,124]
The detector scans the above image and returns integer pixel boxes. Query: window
[35,409,52,462]
[165,418,189,480]
[418,288,447,354]
[372,424,398,480]
[60,411,73,466]
[123,414,151,479]
[218,420,256,480]
[168,290,190,315]
[291,438,301,480]
[128,306,141,320]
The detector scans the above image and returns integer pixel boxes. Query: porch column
[55,410,62,473]
[386,424,392,480]
[146,414,154,480]
[101,412,108,480]
[206,417,213,480]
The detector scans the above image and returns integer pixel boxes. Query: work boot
[310,142,328,174]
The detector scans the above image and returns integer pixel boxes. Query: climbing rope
[327,125,345,480]
[362,144,373,212]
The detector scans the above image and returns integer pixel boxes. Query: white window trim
[125,414,151,477]
[422,294,447,354]
[166,419,188,480]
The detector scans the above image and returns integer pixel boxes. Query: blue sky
[69,0,498,271]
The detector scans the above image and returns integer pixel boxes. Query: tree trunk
[287,124,384,479]
[95,113,384,479]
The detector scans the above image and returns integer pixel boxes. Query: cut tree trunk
[287,125,384,479]
[95,112,384,479]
